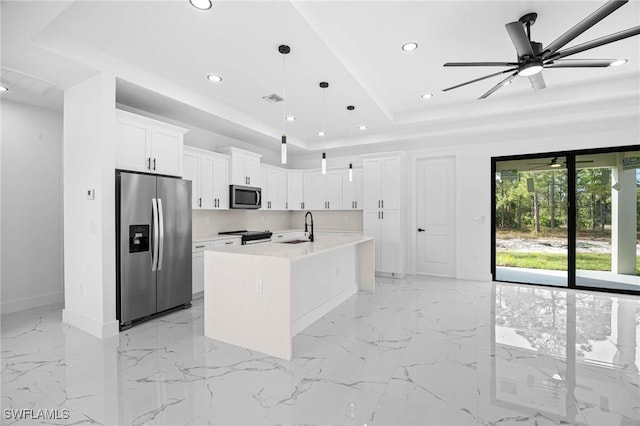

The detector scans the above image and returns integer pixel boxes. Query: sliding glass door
[575,150,640,292]
[493,146,640,296]
[494,156,569,287]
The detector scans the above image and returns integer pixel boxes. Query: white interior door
[416,157,456,277]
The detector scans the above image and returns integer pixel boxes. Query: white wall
[1,100,64,313]
[62,73,119,338]
[290,114,640,282]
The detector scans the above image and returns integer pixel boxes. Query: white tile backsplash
[192,210,362,240]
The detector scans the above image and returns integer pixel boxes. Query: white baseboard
[457,272,493,282]
[62,309,119,338]
[1,291,64,315]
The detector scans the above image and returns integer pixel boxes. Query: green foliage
[496,251,640,274]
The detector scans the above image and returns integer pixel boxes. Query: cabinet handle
[199,198,202,207]
[248,177,251,184]
[378,200,380,208]
[355,201,357,209]
[195,245,205,248]
[378,211,380,219]
[277,235,283,238]
[381,200,384,209]
[225,241,233,245]
[153,158,157,170]
[381,211,384,219]
[286,202,288,209]
[328,201,330,209]
[147,157,151,170]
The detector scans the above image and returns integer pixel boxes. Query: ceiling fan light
[189,0,212,10]
[609,59,627,67]
[518,63,543,77]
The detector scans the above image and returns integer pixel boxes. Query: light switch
[87,189,95,200]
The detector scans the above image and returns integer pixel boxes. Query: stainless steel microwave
[229,185,261,209]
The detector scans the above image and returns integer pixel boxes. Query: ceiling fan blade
[478,72,518,99]
[444,62,518,67]
[505,22,534,58]
[543,0,628,58]
[545,58,619,68]
[547,26,640,60]
[442,68,517,92]
[528,73,546,91]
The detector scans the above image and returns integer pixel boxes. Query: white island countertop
[207,234,373,260]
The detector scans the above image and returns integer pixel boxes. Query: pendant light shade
[349,163,353,182]
[279,44,290,164]
[281,134,287,164]
[322,152,327,175]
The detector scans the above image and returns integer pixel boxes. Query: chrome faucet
[304,211,314,242]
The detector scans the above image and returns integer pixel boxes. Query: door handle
[151,198,159,271]
[418,228,426,232]
[157,198,164,271]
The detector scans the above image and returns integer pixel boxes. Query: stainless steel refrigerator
[116,171,192,329]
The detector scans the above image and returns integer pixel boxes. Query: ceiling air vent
[262,94,284,103]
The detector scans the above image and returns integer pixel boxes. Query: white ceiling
[1,0,639,153]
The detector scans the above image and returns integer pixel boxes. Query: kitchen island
[203,235,375,360]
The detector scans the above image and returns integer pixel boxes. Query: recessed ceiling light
[402,42,418,52]
[189,0,212,10]
[318,131,325,136]
[610,59,627,67]
[421,93,433,99]
[206,74,222,83]
[0,86,8,92]
[286,116,296,121]
[358,125,367,130]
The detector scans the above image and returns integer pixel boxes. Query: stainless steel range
[218,230,273,245]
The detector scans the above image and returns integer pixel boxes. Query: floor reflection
[492,283,640,425]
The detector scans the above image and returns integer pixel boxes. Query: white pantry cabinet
[303,170,343,210]
[218,147,261,186]
[342,168,363,210]
[287,171,305,210]
[362,152,406,276]
[116,110,188,177]
[261,165,287,210]
[183,147,229,210]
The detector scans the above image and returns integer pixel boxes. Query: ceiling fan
[527,157,594,169]
[442,0,640,99]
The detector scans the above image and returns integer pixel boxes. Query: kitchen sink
[278,239,310,244]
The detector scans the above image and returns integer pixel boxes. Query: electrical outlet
[256,279,263,293]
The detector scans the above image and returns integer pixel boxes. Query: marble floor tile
[2,276,639,425]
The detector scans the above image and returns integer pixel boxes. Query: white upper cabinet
[115,110,188,177]
[303,170,343,210]
[183,146,229,210]
[218,147,261,186]
[261,165,287,210]
[341,168,363,210]
[363,156,401,210]
[287,171,304,210]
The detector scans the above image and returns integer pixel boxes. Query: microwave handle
[256,190,261,206]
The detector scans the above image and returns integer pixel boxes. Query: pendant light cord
[282,54,286,135]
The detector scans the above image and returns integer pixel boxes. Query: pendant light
[319,82,329,174]
[347,105,355,182]
[279,44,290,164]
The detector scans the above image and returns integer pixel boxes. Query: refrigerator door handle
[157,198,165,271]
[151,198,159,271]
